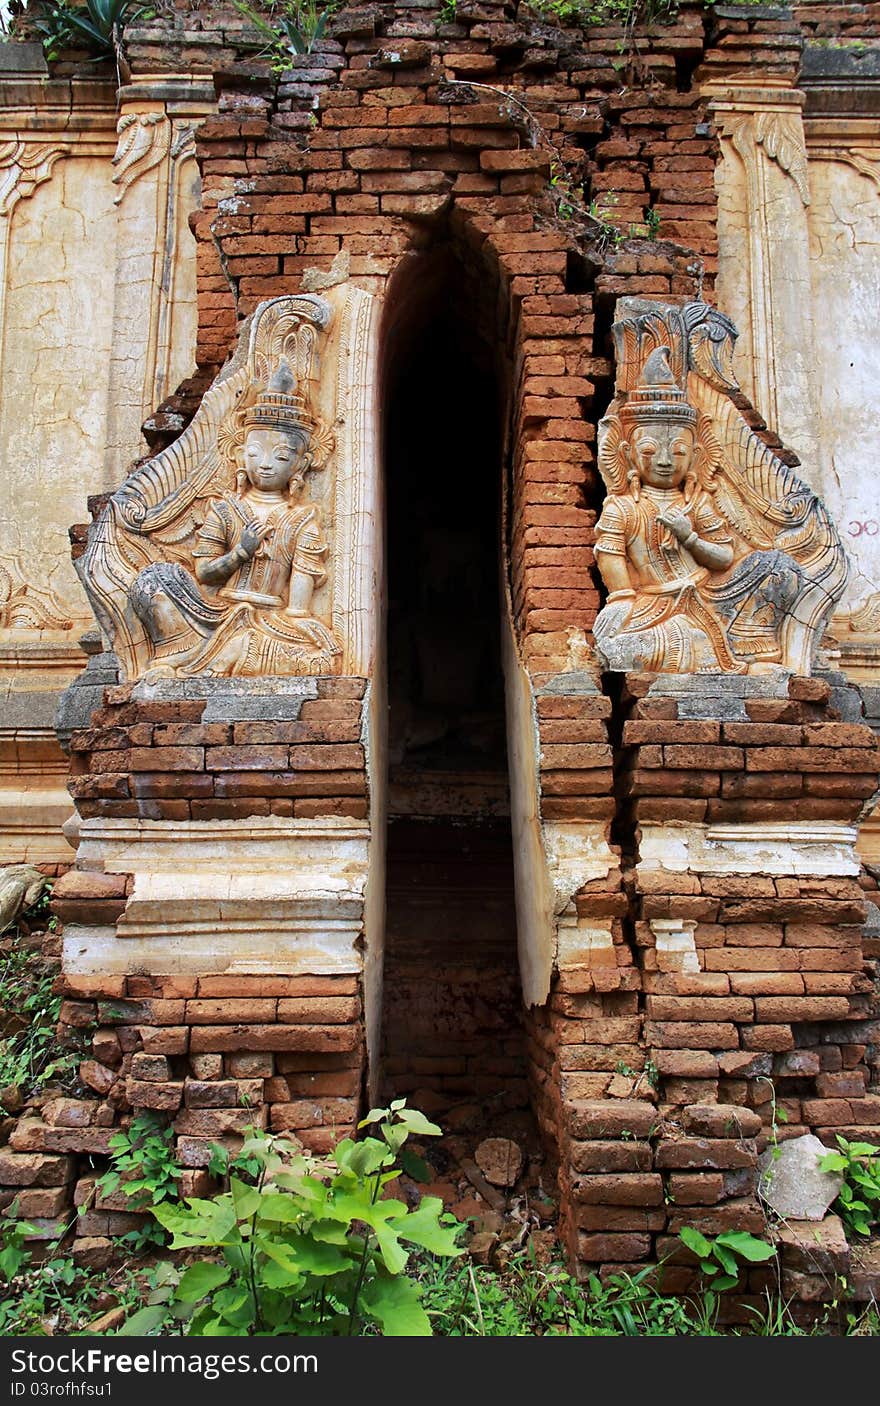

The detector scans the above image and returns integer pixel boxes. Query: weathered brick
[644,1021,739,1049]
[576,1232,651,1264]
[125,1080,184,1111]
[566,1101,658,1139]
[189,1025,362,1054]
[655,1138,757,1170]
[185,999,278,1024]
[0,1151,75,1187]
[570,1173,664,1206]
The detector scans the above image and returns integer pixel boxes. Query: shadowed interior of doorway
[379,239,537,1164]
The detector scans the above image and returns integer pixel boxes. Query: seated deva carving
[77,297,343,681]
[593,301,847,676]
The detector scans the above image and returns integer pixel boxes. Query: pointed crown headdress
[619,345,697,429]
[242,359,313,435]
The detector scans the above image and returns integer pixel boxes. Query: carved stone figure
[593,301,847,676]
[77,296,343,681]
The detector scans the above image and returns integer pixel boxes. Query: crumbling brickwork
[2,1,879,1297]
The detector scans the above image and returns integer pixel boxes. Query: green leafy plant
[436,0,457,23]
[819,1136,880,1239]
[0,1249,153,1336]
[0,1204,35,1285]
[94,1111,182,1247]
[234,0,338,63]
[129,1101,464,1337]
[524,0,680,30]
[678,1226,776,1294]
[420,1243,706,1336]
[549,160,580,221]
[207,1139,263,1185]
[754,1074,789,1188]
[0,944,77,1101]
[30,0,152,63]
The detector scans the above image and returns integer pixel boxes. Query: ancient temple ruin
[1,0,880,1302]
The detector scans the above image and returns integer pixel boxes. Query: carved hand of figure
[283,611,331,647]
[239,520,272,559]
[656,506,696,546]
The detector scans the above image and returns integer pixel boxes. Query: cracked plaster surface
[807,160,880,611]
[717,142,880,615]
[0,158,116,626]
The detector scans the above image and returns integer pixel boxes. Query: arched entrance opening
[379,226,531,1136]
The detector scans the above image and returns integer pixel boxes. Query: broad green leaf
[392,1198,463,1258]
[202,1316,241,1336]
[344,1139,393,1178]
[678,1226,712,1259]
[282,1235,351,1277]
[362,1274,431,1337]
[716,1232,776,1263]
[258,1237,308,1284]
[116,1304,168,1336]
[148,1260,179,1289]
[310,1218,350,1245]
[396,1108,442,1137]
[374,1222,408,1276]
[357,1107,389,1128]
[231,1177,263,1221]
[155,1196,238,1248]
[713,1246,739,1278]
[259,1259,299,1291]
[176,1261,231,1302]
[382,1124,406,1155]
[819,1153,847,1173]
[331,1191,407,1230]
[713,1274,738,1292]
[212,1285,251,1322]
[257,1192,306,1225]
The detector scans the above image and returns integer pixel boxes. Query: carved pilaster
[708,84,819,467]
[102,88,211,487]
[734,109,811,206]
[111,111,172,204]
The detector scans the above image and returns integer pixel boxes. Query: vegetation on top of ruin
[22,0,153,62]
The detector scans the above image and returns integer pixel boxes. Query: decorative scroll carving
[78,296,344,681]
[0,554,73,630]
[0,141,65,216]
[170,125,197,163]
[810,146,880,193]
[592,300,847,676]
[729,110,811,206]
[847,592,880,633]
[112,113,171,205]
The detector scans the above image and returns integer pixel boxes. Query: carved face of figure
[243,427,308,494]
[628,422,696,490]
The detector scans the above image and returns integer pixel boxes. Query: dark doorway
[379,239,530,1133]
